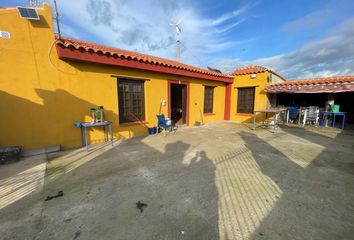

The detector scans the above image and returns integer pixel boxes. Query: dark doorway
[170,83,187,125]
[334,92,354,123]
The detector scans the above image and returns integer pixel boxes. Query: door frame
[167,80,190,126]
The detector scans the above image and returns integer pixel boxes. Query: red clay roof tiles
[232,65,285,80]
[232,65,268,75]
[55,36,233,83]
[270,76,354,86]
[265,76,354,93]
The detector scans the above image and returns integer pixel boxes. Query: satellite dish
[207,66,222,73]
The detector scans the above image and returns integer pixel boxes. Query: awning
[265,76,354,93]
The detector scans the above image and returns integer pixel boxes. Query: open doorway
[169,82,188,125]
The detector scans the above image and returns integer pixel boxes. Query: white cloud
[281,9,334,33]
[47,0,249,66]
[59,23,81,39]
[213,17,354,79]
[210,4,249,26]
[216,19,246,33]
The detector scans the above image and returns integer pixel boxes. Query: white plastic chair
[302,106,319,126]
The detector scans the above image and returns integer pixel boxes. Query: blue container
[148,127,157,135]
[73,122,82,128]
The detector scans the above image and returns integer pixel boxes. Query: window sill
[119,121,148,127]
[203,113,216,116]
[235,113,254,116]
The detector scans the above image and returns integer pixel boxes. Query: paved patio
[1,122,354,240]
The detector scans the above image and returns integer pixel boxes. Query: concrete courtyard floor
[1,122,354,240]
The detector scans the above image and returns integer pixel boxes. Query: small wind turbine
[170,20,182,62]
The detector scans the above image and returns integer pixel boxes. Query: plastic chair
[286,107,300,124]
[156,114,175,136]
[303,106,319,126]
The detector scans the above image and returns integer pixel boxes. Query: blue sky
[2,0,354,79]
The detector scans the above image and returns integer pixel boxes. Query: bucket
[332,104,340,113]
[148,127,157,135]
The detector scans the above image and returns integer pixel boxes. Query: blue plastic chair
[156,114,175,136]
[287,107,300,123]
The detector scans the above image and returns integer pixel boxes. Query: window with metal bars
[237,87,255,114]
[204,86,214,113]
[118,79,145,123]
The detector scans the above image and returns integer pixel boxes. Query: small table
[320,112,347,129]
[253,109,287,132]
[79,121,113,151]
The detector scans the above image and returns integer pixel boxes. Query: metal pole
[176,38,181,62]
[53,0,61,38]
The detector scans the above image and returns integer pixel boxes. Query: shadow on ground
[0,135,219,240]
[240,127,354,240]
[0,122,354,240]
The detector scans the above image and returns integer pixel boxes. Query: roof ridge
[232,65,277,76]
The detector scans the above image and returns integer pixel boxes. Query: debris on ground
[136,201,148,212]
[0,146,22,164]
[73,231,81,240]
[45,191,64,201]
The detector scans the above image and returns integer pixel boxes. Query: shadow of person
[140,142,219,239]
[7,138,220,240]
[239,130,354,240]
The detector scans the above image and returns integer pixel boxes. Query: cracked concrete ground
[1,122,354,240]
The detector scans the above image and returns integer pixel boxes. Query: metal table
[320,112,347,129]
[253,109,287,132]
[79,121,113,151]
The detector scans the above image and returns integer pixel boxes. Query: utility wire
[180,42,207,68]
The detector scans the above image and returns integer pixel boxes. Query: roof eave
[55,45,233,83]
[265,83,354,93]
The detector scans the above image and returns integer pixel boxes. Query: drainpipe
[224,83,232,120]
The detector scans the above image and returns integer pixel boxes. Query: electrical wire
[180,42,207,68]
[48,39,77,75]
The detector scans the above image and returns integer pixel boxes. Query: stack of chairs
[302,106,320,126]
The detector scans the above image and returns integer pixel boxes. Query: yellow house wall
[189,80,225,125]
[0,4,226,150]
[230,71,270,122]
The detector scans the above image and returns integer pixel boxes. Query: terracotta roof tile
[265,76,354,93]
[270,76,354,86]
[55,36,233,83]
[232,65,285,81]
[232,65,268,75]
